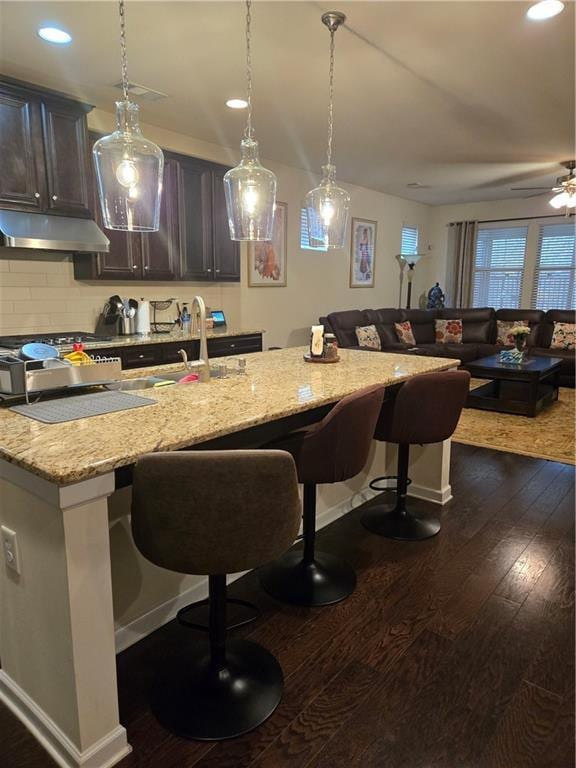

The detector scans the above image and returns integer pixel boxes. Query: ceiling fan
[511,160,576,214]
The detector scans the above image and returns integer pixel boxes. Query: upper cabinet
[75,145,240,283]
[0,77,92,217]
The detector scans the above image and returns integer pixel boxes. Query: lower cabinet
[90,335,263,370]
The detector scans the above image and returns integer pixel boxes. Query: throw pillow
[435,318,463,344]
[394,321,416,345]
[355,324,381,350]
[496,320,529,346]
[551,322,576,351]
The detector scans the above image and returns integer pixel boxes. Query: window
[472,226,528,308]
[401,224,419,256]
[531,222,576,311]
[300,207,327,252]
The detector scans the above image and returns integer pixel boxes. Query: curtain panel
[446,220,478,307]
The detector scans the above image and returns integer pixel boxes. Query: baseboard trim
[409,482,453,506]
[0,671,131,768]
[114,489,368,653]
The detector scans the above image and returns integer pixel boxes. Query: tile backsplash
[0,250,240,335]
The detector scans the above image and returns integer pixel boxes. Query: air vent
[113,81,168,101]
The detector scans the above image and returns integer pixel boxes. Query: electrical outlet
[1,526,20,574]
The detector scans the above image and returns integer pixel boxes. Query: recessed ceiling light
[226,99,248,110]
[37,26,72,44]
[526,1,565,20]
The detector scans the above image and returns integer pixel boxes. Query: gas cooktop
[0,332,113,349]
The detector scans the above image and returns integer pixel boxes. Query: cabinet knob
[144,265,149,270]
[132,264,138,269]
[207,268,212,273]
[34,192,41,199]
[215,268,221,273]
[52,195,58,201]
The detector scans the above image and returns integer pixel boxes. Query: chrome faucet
[178,295,210,382]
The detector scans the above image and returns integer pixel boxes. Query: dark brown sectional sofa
[320,307,575,387]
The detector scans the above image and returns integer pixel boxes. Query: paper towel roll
[136,301,151,335]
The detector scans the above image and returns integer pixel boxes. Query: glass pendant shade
[93,101,164,231]
[224,137,277,241]
[305,164,350,249]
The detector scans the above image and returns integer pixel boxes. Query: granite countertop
[0,348,459,486]
[56,327,265,353]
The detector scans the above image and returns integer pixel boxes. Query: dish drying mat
[10,390,157,424]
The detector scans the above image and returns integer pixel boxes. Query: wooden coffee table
[465,354,563,417]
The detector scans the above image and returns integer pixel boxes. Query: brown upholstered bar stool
[259,384,386,607]
[362,370,470,540]
[131,450,301,741]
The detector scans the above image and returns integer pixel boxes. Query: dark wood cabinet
[0,77,91,217]
[74,139,240,283]
[40,101,91,216]
[0,89,45,211]
[211,167,240,281]
[141,158,179,281]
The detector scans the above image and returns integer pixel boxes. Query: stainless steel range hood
[0,210,109,253]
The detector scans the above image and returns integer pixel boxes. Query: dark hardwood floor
[2,444,574,767]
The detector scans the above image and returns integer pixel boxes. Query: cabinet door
[41,101,91,217]
[0,89,45,211]
[211,167,240,281]
[178,160,214,280]
[141,159,179,281]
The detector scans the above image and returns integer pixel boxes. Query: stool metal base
[259,550,356,607]
[153,638,283,741]
[361,503,441,541]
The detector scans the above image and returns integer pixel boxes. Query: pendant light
[93,0,164,232]
[305,12,350,250]
[224,0,277,241]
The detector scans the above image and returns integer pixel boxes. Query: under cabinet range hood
[0,210,110,253]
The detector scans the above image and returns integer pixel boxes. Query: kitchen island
[0,348,458,768]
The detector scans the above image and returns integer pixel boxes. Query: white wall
[0,108,432,345]
[424,196,557,295]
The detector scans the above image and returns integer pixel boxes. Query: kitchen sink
[105,377,161,391]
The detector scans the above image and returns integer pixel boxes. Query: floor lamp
[398,253,424,309]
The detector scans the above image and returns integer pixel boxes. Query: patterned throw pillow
[435,319,463,344]
[551,322,576,351]
[355,325,381,350]
[394,321,416,345]
[496,320,529,346]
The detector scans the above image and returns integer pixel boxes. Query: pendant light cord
[326,27,336,167]
[244,0,254,140]
[119,0,130,102]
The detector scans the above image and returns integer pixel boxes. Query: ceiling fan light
[549,191,569,209]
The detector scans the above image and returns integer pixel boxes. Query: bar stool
[131,450,301,741]
[259,384,386,607]
[362,370,470,540]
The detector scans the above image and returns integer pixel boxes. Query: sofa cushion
[401,309,438,343]
[394,321,416,345]
[496,319,530,345]
[551,322,576,351]
[539,311,576,349]
[364,308,402,346]
[440,307,495,343]
[355,325,381,350]
[496,308,543,346]
[435,318,463,344]
[326,310,372,348]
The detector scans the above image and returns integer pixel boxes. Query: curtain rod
[448,213,574,226]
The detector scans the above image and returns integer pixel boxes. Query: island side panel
[0,467,130,768]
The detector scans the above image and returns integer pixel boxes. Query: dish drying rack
[150,299,177,334]
[0,354,123,404]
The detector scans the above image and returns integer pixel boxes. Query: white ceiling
[0,1,574,204]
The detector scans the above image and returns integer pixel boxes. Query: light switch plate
[1,525,20,574]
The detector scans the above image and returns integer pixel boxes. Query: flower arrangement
[509,325,531,338]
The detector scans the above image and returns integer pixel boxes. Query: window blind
[531,222,576,311]
[300,207,327,252]
[401,225,419,256]
[472,226,528,308]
